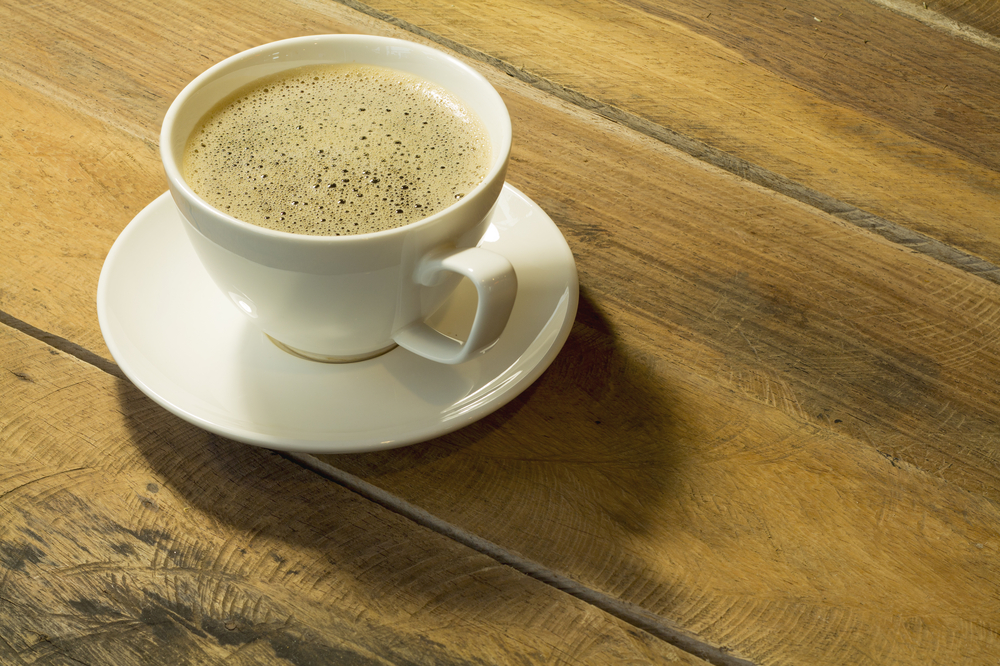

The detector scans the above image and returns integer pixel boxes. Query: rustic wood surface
[2,0,999,664]
[0,325,702,665]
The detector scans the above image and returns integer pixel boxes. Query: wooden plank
[0,76,162,358]
[3,0,1000,663]
[0,322,705,666]
[345,0,1000,271]
[611,0,1000,168]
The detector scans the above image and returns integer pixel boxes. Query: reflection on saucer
[266,335,398,364]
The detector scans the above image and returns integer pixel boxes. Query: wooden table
[3,1,999,663]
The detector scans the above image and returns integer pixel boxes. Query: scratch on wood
[738,329,760,361]
[0,468,88,505]
[876,449,902,468]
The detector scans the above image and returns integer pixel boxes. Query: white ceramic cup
[160,35,516,364]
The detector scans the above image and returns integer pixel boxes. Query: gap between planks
[333,0,1000,287]
[864,0,1000,52]
[282,451,757,666]
[0,306,755,666]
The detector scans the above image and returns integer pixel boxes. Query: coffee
[182,64,492,236]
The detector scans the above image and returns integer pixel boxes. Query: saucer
[97,185,578,453]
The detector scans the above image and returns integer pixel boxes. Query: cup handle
[394,246,518,364]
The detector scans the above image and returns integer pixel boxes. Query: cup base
[267,335,398,363]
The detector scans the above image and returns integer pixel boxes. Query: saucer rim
[97,185,578,453]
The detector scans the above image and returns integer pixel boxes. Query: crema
[183,64,492,236]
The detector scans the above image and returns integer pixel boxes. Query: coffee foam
[182,64,491,236]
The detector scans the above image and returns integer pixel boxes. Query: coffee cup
[160,34,516,364]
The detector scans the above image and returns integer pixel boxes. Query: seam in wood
[0,310,125,380]
[0,308,753,664]
[863,0,1000,52]
[332,0,1000,288]
[282,451,759,666]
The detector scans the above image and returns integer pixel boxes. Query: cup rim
[160,34,512,245]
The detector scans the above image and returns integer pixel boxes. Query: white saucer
[97,185,578,453]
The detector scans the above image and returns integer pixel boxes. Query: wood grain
[2,0,1000,663]
[0,322,705,665]
[346,0,1000,271]
[316,6,1000,664]
[0,76,162,358]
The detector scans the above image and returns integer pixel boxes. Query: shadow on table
[118,363,680,663]
[118,286,687,643]
[320,285,688,585]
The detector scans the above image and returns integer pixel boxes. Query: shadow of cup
[322,287,685,567]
